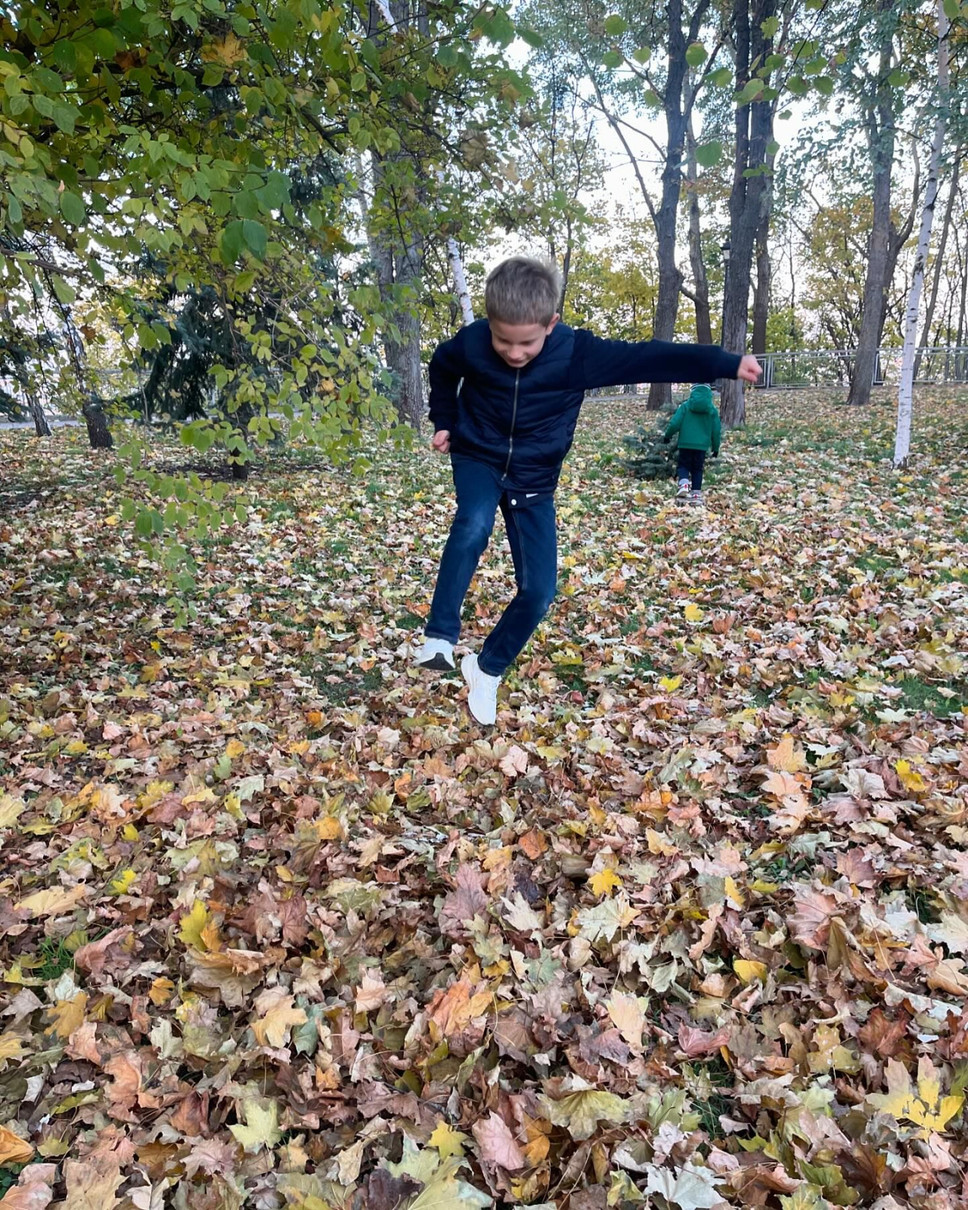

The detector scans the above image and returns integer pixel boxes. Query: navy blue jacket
[427,319,742,491]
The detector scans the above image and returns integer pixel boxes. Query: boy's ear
[546,314,560,333]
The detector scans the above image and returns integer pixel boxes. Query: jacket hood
[686,384,715,413]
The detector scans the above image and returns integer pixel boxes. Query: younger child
[663,383,721,505]
[414,257,760,724]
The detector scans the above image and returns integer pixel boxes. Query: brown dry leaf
[58,1157,123,1209]
[788,888,842,948]
[518,828,547,859]
[439,864,488,936]
[427,977,492,1040]
[355,971,389,1013]
[0,1162,57,1209]
[472,1111,525,1171]
[498,745,529,778]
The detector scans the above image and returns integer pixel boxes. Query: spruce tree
[621,396,680,480]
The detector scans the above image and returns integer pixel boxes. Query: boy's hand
[737,355,762,384]
[431,429,451,453]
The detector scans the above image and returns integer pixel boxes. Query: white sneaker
[689,490,704,506]
[675,479,691,500]
[414,637,455,671]
[461,653,500,725]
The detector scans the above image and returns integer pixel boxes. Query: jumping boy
[413,257,761,724]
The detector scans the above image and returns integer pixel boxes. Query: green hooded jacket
[663,384,722,455]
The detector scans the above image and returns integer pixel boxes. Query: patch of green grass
[894,677,965,718]
[306,661,384,704]
[35,935,75,980]
[397,612,424,631]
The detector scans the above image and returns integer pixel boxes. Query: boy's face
[489,316,559,368]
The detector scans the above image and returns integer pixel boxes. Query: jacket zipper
[503,369,520,478]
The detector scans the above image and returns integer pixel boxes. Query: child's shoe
[461,653,500,725]
[675,479,691,501]
[414,637,455,670]
[688,490,704,507]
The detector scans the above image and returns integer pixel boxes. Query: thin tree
[894,1,950,467]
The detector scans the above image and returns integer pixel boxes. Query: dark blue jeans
[426,455,558,677]
[676,448,706,490]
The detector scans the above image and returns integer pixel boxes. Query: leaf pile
[0,388,967,1209]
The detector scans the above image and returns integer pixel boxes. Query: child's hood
[686,384,716,413]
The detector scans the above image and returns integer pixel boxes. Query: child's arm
[427,332,467,438]
[573,332,755,390]
[663,405,685,440]
[711,409,722,456]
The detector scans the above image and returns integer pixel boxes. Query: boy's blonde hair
[484,257,561,325]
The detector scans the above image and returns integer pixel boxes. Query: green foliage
[0,0,521,587]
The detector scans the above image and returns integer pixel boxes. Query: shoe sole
[416,654,456,671]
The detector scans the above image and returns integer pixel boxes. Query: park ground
[0,387,966,1208]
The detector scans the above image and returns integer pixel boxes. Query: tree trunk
[684,118,712,344]
[895,2,949,466]
[751,145,777,358]
[847,0,899,407]
[720,0,775,429]
[916,153,960,375]
[28,392,52,437]
[82,396,114,449]
[647,0,691,411]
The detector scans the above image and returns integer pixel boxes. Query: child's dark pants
[425,455,558,677]
[676,448,706,490]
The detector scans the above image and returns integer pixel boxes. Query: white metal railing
[756,347,968,389]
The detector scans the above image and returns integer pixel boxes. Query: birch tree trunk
[916,154,960,374]
[894,2,949,467]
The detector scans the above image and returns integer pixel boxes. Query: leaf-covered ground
[0,388,967,1210]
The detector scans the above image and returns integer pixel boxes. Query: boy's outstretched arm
[573,332,762,390]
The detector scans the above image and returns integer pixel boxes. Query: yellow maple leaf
[646,828,677,857]
[16,884,88,918]
[137,780,173,809]
[229,1097,282,1152]
[48,991,88,1040]
[658,675,682,692]
[429,1118,468,1159]
[869,1057,964,1135]
[177,899,209,948]
[767,734,807,773]
[724,876,745,908]
[588,868,622,898]
[316,815,343,840]
[225,739,245,759]
[684,603,704,623]
[733,958,768,984]
[250,990,307,1048]
[895,759,928,793]
[149,976,175,1005]
[109,868,136,895]
[0,794,25,828]
[201,32,248,68]
[0,1031,25,1067]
